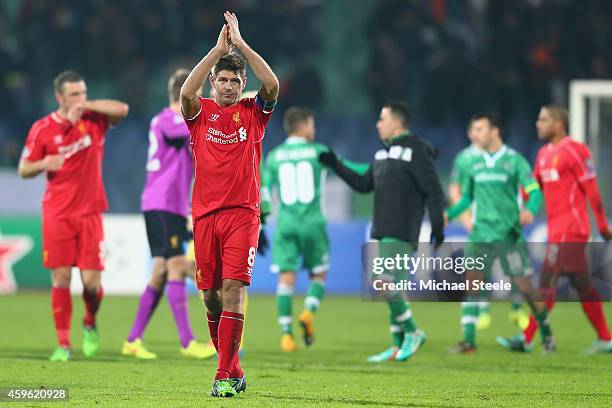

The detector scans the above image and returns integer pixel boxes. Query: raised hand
[224,11,246,49]
[66,102,85,125]
[214,24,230,54]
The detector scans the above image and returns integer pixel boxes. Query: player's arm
[224,12,279,102]
[18,122,65,179]
[578,172,611,239]
[160,119,191,151]
[181,25,230,119]
[521,187,542,225]
[446,174,473,221]
[83,99,129,126]
[449,182,473,230]
[340,159,370,175]
[582,178,611,239]
[449,155,473,231]
[573,146,611,239]
[410,143,446,243]
[18,155,64,179]
[517,156,541,225]
[319,149,374,193]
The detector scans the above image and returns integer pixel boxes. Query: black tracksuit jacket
[330,132,446,243]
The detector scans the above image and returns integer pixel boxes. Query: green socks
[389,301,417,333]
[277,283,293,334]
[305,280,325,313]
[535,308,552,339]
[461,301,479,346]
[389,314,404,347]
[278,280,327,334]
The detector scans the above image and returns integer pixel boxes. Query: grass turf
[0,294,611,407]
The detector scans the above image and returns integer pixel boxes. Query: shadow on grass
[256,393,465,408]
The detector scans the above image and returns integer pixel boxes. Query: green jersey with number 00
[265,137,330,226]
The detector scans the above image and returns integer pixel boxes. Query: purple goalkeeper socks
[128,285,162,342]
[166,280,195,348]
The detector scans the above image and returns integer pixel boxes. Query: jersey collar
[547,135,570,151]
[385,131,412,147]
[482,144,507,168]
[286,136,308,144]
[51,111,71,125]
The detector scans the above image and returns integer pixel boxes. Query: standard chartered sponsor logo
[540,168,560,182]
[58,135,92,157]
[206,126,248,145]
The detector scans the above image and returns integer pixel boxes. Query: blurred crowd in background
[1,0,611,211]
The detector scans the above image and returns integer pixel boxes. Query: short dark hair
[543,105,569,131]
[168,68,190,102]
[212,53,247,78]
[53,70,84,94]
[383,101,411,128]
[470,111,504,133]
[283,107,314,134]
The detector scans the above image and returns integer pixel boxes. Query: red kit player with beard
[180,12,279,397]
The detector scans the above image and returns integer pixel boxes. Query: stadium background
[1,0,611,294]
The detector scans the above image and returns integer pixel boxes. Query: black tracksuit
[330,132,445,243]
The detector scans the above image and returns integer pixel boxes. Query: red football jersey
[21,111,110,219]
[534,137,597,242]
[185,96,273,219]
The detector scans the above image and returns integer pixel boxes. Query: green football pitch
[1,294,611,407]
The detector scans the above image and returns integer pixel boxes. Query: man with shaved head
[498,105,612,354]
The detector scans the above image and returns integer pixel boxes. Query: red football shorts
[542,242,588,274]
[42,212,104,270]
[193,207,260,291]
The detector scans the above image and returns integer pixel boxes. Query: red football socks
[207,312,221,351]
[83,287,103,328]
[215,311,244,380]
[580,287,611,341]
[51,287,72,348]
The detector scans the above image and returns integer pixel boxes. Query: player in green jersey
[449,120,529,331]
[449,120,494,330]
[264,107,366,351]
[446,112,555,354]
